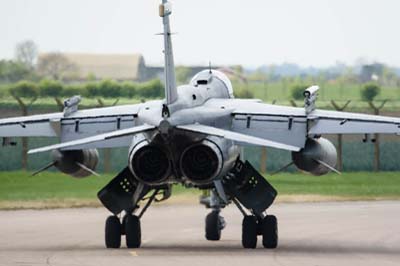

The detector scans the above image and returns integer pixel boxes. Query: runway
[0,201,399,266]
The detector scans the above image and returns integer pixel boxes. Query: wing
[0,112,63,137]
[205,99,308,149]
[308,109,400,135]
[0,104,142,139]
[205,99,400,150]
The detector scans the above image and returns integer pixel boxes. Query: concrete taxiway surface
[0,201,399,266]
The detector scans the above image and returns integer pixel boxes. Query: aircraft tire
[205,211,221,241]
[262,215,278,249]
[125,214,141,248]
[242,215,257,248]
[105,216,121,248]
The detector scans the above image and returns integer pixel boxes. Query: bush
[137,79,164,98]
[83,82,100,97]
[361,83,381,101]
[62,84,85,97]
[0,60,32,83]
[0,84,8,98]
[121,81,137,98]
[9,80,38,98]
[98,79,121,98]
[290,84,308,100]
[39,79,63,97]
[234,88,254,98]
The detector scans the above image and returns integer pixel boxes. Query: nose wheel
[205,210,226,241]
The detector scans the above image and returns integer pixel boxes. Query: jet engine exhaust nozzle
[180,140,223,185]
[129,142,171,185]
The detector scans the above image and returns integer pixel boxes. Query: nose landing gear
[205,210,226,241]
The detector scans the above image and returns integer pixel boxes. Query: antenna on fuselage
[159,0,178,105]
[209,61,213,74]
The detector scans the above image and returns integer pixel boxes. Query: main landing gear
[100,159,279,249]
[202,195,278,248]
[98,167,171,249]
[105,213,141,249]
[241,214,278,249]
[201,159,279,249]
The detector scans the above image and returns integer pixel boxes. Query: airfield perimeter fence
[0,105,399,173]
[0,136,399,173]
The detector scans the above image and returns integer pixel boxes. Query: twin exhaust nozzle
[129,139,223,186]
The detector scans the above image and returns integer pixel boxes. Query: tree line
[6,79,164,99]
[290,82,382,102]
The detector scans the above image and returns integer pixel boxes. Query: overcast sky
[1,0,399,67]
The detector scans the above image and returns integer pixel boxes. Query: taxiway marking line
[129,251,138,257]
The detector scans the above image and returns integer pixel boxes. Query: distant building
[38,52,223,83]
[360,63,384,83]
[63,53,147,81]
[38,53,148,81]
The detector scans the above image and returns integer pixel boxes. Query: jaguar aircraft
[1,0,399,249]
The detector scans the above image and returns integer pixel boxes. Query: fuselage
[131,70,240,187]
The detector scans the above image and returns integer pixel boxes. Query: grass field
[234,82,400,102]
[0,171,399,209]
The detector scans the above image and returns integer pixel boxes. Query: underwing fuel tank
[292,138,337,176]
[52,149,99,178]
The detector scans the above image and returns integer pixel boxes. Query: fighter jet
[1,0,399,249]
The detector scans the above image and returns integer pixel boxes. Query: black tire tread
[105,216,121,248]
[242,216,257,249]
[125,214,141,248]
[205,211,221,241]
[262,215,278,249]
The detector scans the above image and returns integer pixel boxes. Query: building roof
[39,53,145,80]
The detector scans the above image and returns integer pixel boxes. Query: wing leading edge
[177,124,301,151]
[28,124,156,154]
